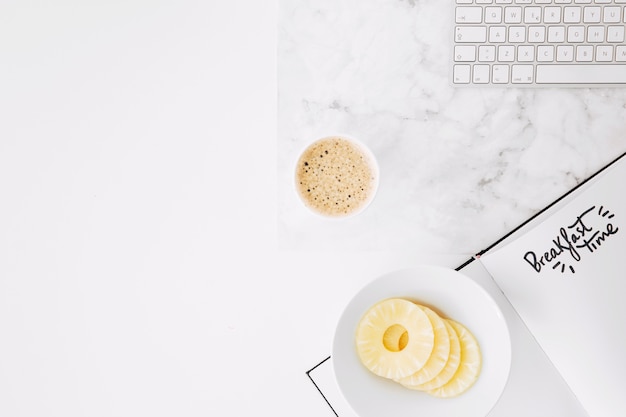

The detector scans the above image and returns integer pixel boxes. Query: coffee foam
[295,136,377,217]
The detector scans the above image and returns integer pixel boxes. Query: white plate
[332,265,511,417]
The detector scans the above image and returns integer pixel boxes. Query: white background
[5,1,624,416]
[0,1,466,416]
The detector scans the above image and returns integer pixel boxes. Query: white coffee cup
[293,134,379,218]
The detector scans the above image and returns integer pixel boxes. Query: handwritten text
[523,205,619,274]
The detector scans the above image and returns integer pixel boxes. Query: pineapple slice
[399,318,461,391]
[395,305,451,387]
[356,298,435,380]
[427,319,482,398]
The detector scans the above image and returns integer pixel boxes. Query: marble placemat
[277,0,626,253]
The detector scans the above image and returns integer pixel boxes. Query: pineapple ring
[400,318,462,391]
[427,319,482,398]
[394,305,451,387]
[356,298,435,380]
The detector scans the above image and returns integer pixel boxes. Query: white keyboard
[453,0,626,86]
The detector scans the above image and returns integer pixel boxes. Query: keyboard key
[587,26,605,42]
[489,26,507,42]
[596,45,613,61]
[603,7,621,23]
[518,45,535,60]
[607,26,625,42]
[492,64,510,83]
[511,65,534,83]
[455,26,488,42]
[537,45,555,61]
[453,65,472,83]
[563,6,582,22]
[509,26,527,42]
[567,25,585,42]
[548,26,566,42]
[556,45,575,61]
[583,6,601,22]
[473,65,491,83]
[528,26,546,42]
[505,6,523,22]
[544,7,562,23]
[525,7,542,22]
[479,45,497,61]
[617,46,626,61]
[456,7,484,23]
[536,64,626,83]
[455,45,477,61]
[485,7,503,23]
[498,45,516,61]
[576,45,594,61]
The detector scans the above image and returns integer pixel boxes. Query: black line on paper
[306,356,339,417]
[456,257,476,270]
[476,151,626,258]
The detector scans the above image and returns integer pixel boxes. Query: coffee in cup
[295,135,378,218]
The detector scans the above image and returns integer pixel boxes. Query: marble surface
[277,0,626,254]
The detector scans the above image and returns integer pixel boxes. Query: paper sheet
[480,155,626,417]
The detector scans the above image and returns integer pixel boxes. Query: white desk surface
[0,2,624,416]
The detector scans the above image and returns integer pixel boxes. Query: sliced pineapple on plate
[355,297,481,398]
[427,319,482,398]
[399,318,462,391]
[355,298,435,380]
[395,305,451,387]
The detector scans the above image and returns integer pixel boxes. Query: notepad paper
[479,156,626,417]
